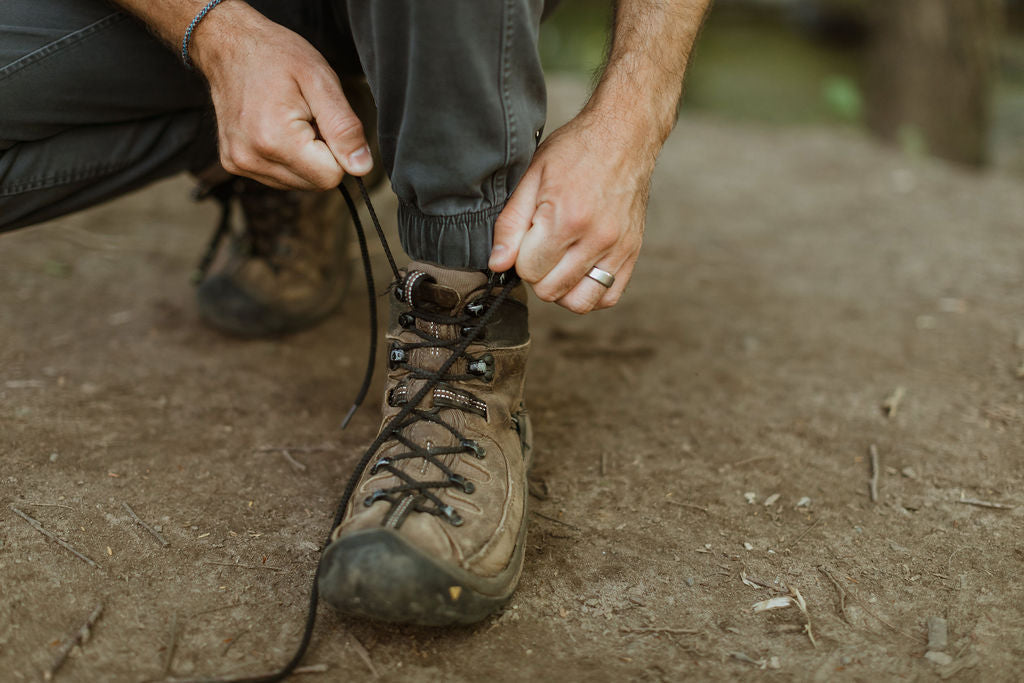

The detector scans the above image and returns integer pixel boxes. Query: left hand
[488,109,656,314]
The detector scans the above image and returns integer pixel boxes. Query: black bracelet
[181,0,227,70]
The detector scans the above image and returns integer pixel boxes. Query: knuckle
[594,226,619,251]
[228,148,257,172]
[531,284,557,302]
[249,132,276,156]
[328,115,365,144]
[566,300,590,315]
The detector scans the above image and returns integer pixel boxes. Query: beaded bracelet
[181,0,227,70]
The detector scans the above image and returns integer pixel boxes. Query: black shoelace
[188,178,517,683]
[192,180,302,284]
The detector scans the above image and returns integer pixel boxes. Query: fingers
[595,250,638,310]
[490,170,542,272]
[300,72,373,177]
[554,250,635,315]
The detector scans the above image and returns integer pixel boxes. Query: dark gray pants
[0,0,548,269]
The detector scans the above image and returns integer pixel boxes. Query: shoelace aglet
[340,403,359,430]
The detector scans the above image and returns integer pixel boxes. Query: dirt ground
[2,75,1023,682]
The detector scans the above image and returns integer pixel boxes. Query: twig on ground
[123,503,170,547]
[280,450,307,474]
[666,501,709,513]
[202,561,283,572]
[620,627,700,636]
[164,613,179,676]
[817,566,848,622]
[190,602,242,618]
[531,511,580,531]
[349,635,379,679]
[844,583,926,644]
[221,628,247,656]
[294,665,329,674]
[956,497,1016,510]
[723,455,775,470]
[882,386,906,417]
[729,651,764,666]
[790,586,817,648]
[10,506,98,568]
[786,518,821,551]
[253,444,334,454]
[869,445,880,503]
[600,451,608,477]
[24,502,74,510]
[43,603,103,681]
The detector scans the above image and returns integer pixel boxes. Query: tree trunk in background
[865,0,1002,167]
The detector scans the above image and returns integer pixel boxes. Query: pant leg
[0,0,219,231]
[343,0,548,269]
[0,0,361,233]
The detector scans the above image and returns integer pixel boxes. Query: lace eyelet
[370,457,393,475]
[461,325,486,340]
[398,312,415,328]
[388,343,408,369]
[467,353,495,382]
[363,490,389,507]
[448,474,475,494]
[466,299,487,317]
[440,505,464,526]
[461,439,486,459]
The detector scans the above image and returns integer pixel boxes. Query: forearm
[586,0,712,151]
[110,0,264,72]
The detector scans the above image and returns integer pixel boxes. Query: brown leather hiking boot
[318,262,533,625]
[194,179,353,338]
[194,78,383,338]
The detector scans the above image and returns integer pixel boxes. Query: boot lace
[192,179,303,283]
[197,177,517,683]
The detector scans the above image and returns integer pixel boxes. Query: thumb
[301,73,373,177]
[490,169,541,272]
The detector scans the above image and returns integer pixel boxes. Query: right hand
[191,5,372,190]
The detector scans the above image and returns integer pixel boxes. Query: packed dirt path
[2,76,1023,682]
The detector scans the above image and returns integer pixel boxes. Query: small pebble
[744,492,757,504]
[927,616,948,651]
[743,542,754,551]
[795,496,812,508]
[841,656,852,665]
[901,466,918,479]
[924,651,953,666]
[763,493,780,507]
[49,452,59,462]
[685,577,695,587]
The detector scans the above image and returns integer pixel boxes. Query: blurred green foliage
[540,0,865,125]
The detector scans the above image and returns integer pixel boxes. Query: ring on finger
[586,266,615,288]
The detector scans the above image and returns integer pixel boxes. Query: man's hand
[194,6,372,190]
[488,111,654,314]
[112,1,372,190]
[490,0,711,314]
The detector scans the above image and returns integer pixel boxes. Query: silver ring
[586,266,615,288]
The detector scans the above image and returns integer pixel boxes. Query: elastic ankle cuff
[398,202,502,270]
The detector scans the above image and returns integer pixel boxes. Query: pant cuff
[398,201,502,270]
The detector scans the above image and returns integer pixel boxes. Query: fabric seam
[0,12,127,83]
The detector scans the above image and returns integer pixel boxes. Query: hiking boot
[193,179,353,338]
[194,78,383,338]
[318,262,533,625]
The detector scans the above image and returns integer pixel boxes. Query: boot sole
[318,410,533,626]
[196,262,351,339]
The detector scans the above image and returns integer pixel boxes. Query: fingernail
[347,146,372,174]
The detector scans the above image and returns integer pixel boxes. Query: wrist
[188,1,265,76]
[584,64,681,156]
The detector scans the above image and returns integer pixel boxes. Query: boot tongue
[408,261,488,313]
